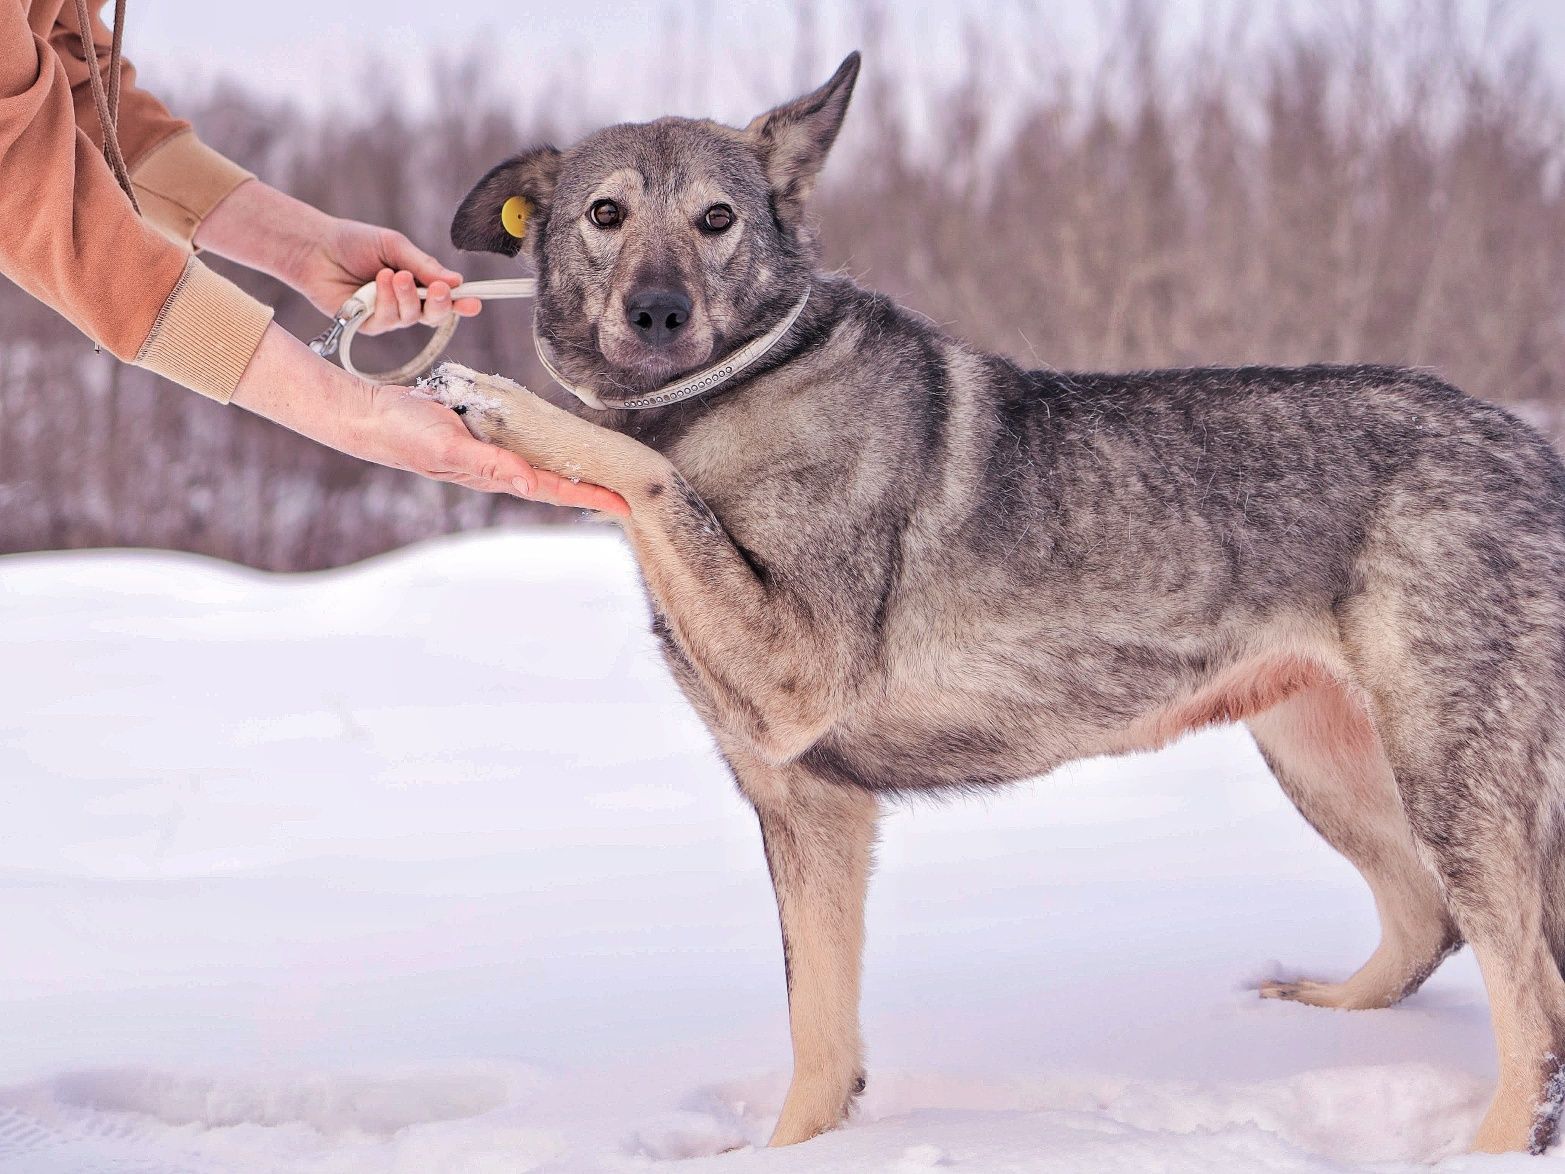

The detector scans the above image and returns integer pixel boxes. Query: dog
[430,52,1565,1154]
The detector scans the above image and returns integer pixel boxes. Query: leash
[311,279,810,411]
[309,278,536,387]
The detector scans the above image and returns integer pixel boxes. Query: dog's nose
[625,288,693,347]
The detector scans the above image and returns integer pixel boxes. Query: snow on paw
[416,363,529,445]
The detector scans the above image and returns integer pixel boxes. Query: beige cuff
[130,130,255,249]
[135,257,274,403]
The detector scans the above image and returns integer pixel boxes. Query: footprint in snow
[625,1074,797,1160]
[0,1097,207,1174]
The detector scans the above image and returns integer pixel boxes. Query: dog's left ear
[450,146,563,258]
[744,51,860,227]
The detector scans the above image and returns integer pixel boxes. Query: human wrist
[195,180,336,289]
[230,321,373,449]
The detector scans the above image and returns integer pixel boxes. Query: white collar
[533,288,811,411]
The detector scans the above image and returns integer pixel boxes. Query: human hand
[294,218,483,335]
[352,382,629,512]
[230,324,629,515]
[196,182,481,335]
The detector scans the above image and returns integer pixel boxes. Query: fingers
[379,229,462,289]
[432,433,630,515]
[416,282,483,325]
[363,268,421,334]
[336,224,475,335]
[443,468,628,515]
[391,270,420,325]
[526,469,632,515]
[422,281,453,326]
[365,267,397,333]
[364,273,481,335]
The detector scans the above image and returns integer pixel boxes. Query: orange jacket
[2,1,272,400]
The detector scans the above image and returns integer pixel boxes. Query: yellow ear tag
[500,195,531,239]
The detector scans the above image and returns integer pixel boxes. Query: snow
[0,528,1553,1172]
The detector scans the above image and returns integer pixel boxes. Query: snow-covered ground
[0,528,1549,1172]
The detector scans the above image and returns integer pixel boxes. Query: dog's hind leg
[1334,512,1565,1152]
[1341,646,1565,1150]
[1398,787,1565,1154]
[1390,750,1565,1153]
[1248,681,1460,1009]
[728,749,879,1147]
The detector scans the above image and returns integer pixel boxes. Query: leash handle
[309,277,538,385]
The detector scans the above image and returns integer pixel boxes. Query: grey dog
[431,52,1565,1154]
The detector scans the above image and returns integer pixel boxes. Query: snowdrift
[0,530,1538,1171]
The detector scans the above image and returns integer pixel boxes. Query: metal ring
[338,306,460,386]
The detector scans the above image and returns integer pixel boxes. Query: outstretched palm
[358,385,629,515]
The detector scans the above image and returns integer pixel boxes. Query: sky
[129,0,1565,128]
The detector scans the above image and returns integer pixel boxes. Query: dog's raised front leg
[423,364,859,762]
[728,747,879,1147]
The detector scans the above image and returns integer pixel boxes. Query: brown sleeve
[50,1,256,247]
[0,4,271,401]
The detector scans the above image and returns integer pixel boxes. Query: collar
[533,288,811,411]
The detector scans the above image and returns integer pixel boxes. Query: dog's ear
[450,146,563,257]
[744,51,860,226]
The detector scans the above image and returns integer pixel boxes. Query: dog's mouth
[606,343,710,390]
[538,320,720,408]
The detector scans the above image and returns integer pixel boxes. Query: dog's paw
[1259,977,1389,1010]
[415,363,531,444]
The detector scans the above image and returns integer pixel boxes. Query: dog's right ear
[450,147,563,257]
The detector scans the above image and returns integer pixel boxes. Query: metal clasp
[308,313,352,358]
[309,296,369,359]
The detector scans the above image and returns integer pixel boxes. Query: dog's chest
[659,396,856,555]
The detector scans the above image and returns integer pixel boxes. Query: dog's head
[450,53,860,407]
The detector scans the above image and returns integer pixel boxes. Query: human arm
[194,183,626,511]
[46,3,470,375]
[20,5,621,511]
[53,3,471,358]
[0,3,268,395]
[192,178,484,336]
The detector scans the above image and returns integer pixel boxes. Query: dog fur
[437,52,1565,1154]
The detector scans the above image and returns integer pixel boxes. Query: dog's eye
[702,204,735,233]
[588,199,621,229]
